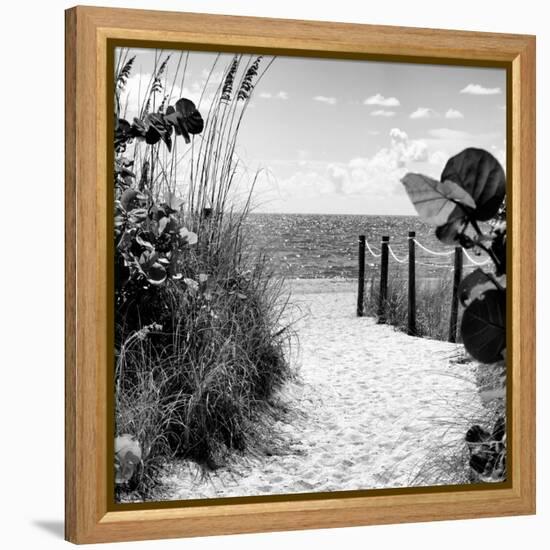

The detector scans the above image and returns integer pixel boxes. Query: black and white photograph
[113,47,508,503]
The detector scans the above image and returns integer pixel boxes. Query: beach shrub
[401,147,506,482]
[114,52,292,499]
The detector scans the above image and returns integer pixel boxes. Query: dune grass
[114,51,294,500]
[363,272,458,341]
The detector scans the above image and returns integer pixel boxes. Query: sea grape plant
[115,97,204,153]
[401,148,506,364]
[114,96,204,295]
[401,147,507,482]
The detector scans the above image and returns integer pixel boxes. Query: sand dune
[159,279,484,500]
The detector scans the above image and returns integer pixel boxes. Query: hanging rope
[364,235,490,267]
[388,245,408,264]
[364,239,381,258]
[412,238,455,256]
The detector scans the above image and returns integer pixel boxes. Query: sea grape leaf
[158,216,169,235]
[114,434,142,484]
[138,250,167,285]
[165,98,204,144]
[492,417,506,441]
[164,191,184,213]
[179,227,198,245]
[465,425,491,444]
[116,229,134,252]
[401,173,476,226]
[461,289,506,363]
[130,117,148,139]
[163,215,179,235]
[127,208,148,223]
[143,113,173,151]
[441,148,506,221]
[145,263,167,285]
[458,268,495,307]
[135,231,156,251]
[149,204,169,221]
[120,189,144,212]
[115,158,136,180]
[469,451,496,475]
[115,118,133,150]
[491,225,507,276]
[138,250,158,269]
[435,218,468,245]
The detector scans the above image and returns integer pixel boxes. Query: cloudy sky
[118,48,506,215]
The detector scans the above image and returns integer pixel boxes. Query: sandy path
[160,279,484,499]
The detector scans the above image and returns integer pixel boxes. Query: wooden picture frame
[65,5,536,544]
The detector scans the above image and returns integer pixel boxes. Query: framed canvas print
[65,6,536,544]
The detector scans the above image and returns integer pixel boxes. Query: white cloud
[460,83,502,95]
[410,107,438,119]
[445,108,464,119]
[254,128,441,213]
[364,93,400,107]
[259,90,289,100]
[254,169,337,208]
[370,110,396,117]
[326,164,349,194]
[428,128,474,140]
[387,128,428,165]
[313,95,337,105]
[324,128,428,196]
[424,129,504,173]
[389,128,408,141]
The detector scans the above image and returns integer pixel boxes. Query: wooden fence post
[377,236,390,323]
[408,231,416,335]
[449,247,463,342]
[357,235,366,317]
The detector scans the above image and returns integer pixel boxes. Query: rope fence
[363,236,490,267]
[356,232,493,341]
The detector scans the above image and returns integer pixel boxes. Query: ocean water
[244,213,475,280]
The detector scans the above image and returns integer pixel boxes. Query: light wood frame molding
[65,5,536,544]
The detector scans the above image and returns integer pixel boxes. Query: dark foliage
[402,147,507,483]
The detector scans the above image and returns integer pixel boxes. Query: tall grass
[114,51,292,500]
[363,272,458,341]
[405,362,505,486]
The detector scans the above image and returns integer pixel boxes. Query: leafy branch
[401,147,507,483]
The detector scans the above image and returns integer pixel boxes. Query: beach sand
[158,279,485,500]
